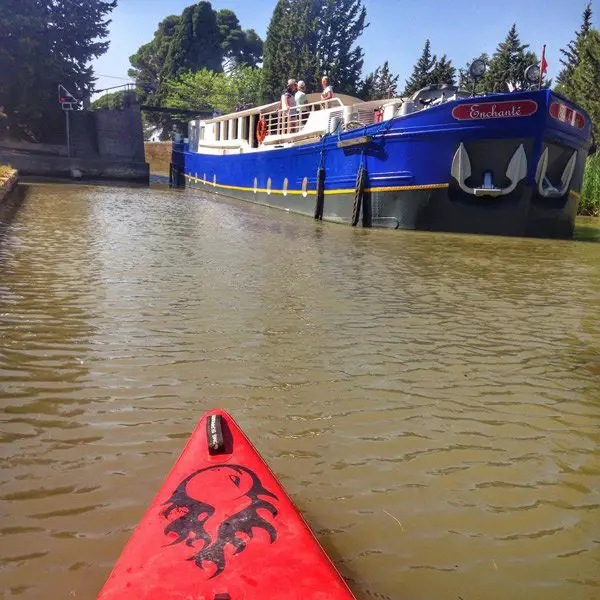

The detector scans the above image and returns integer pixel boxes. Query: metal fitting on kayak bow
[535,148,577,199]
[207,414,226,455]
[451,143,528,197]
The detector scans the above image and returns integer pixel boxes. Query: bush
[579,154,600,216]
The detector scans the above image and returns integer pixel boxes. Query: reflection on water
[1,183,599,600]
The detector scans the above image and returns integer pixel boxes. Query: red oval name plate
[452,100,538,121]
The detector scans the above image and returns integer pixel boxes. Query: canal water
[1,182,599,600]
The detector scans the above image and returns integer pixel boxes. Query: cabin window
[302,177,309,197]
[232,119,238,140]
[215,123,220,142]
[283,178,289,196]
[267,178,272,195]
[199,126,205,141]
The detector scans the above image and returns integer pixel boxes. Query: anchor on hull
[451,143,528,197]
[534,148,577,199]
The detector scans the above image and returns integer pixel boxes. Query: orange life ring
[256,118,267,144]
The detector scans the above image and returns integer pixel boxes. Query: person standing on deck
[295,81,308,128]
[281,79,298,133]
[321,76,334,103]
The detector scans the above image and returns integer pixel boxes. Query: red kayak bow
[98,410,356,599]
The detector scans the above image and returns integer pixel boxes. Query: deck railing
[260,98,344,137]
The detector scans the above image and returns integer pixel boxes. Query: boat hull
[174,90,592,239]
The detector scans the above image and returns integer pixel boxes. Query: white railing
[260,98,344,138]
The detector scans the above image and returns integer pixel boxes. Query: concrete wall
[95,106,145,161]
[0,105,148,183]
[0,152,149,183]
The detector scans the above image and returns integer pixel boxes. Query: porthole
[283,177,289,196]
[253,177,258,193]
[213,174,217,187]
[302,176,309,197]
[267,178,272,195]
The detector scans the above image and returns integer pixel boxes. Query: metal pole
[65,110,71,158]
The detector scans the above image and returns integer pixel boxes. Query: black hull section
[185,177,579,239]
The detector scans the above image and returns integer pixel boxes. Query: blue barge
[171,83,593,238]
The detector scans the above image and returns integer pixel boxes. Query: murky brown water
[1,182,599,600]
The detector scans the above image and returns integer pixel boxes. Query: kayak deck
[97,410,356,599]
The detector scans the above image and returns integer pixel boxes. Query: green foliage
[457,54,490,93]
[316,0,368,96]
[129,2,263,135]
[261,0,367,101]
[164,67,263,115]
[217,9,263,70]
[483,24,544,92]
[91,91,128,110]
[162,2,223,79]
[403,40,437,96]
[559,29,600,146]
[580,154,600,216]
[360,61,399,100]
[556,2,593,91]
[430,55,456,86]
[0,0,117,140]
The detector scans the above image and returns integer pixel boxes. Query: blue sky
[91,0,595,95]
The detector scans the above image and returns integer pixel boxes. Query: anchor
[534,148,577,199]
[451,143,528,197]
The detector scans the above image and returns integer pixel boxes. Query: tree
[161,2,223,79]
[457,54,489,93]
[129,3,262,136]
[556,2,594,91]
[360,61,399,100]
[316,0,368,96]
[261,0,319,101]
[217,9,263,70]
[484,24,540,93]
[430,55,456,86]
[164,66,263,115]
[403,40,437,96]
[90,90,131,110]
[0,0,117,140]
[566,30,600,142]
[261,0,367,101]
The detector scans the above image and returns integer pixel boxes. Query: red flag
[538,45,547,89]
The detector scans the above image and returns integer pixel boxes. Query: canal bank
[0,182,599,600]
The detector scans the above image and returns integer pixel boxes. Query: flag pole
[538,44,546,89]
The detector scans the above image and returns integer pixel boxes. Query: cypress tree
[217,9,263,70]
[161,2,223,79]
[556,2,594,90]
[403,40,437,96]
